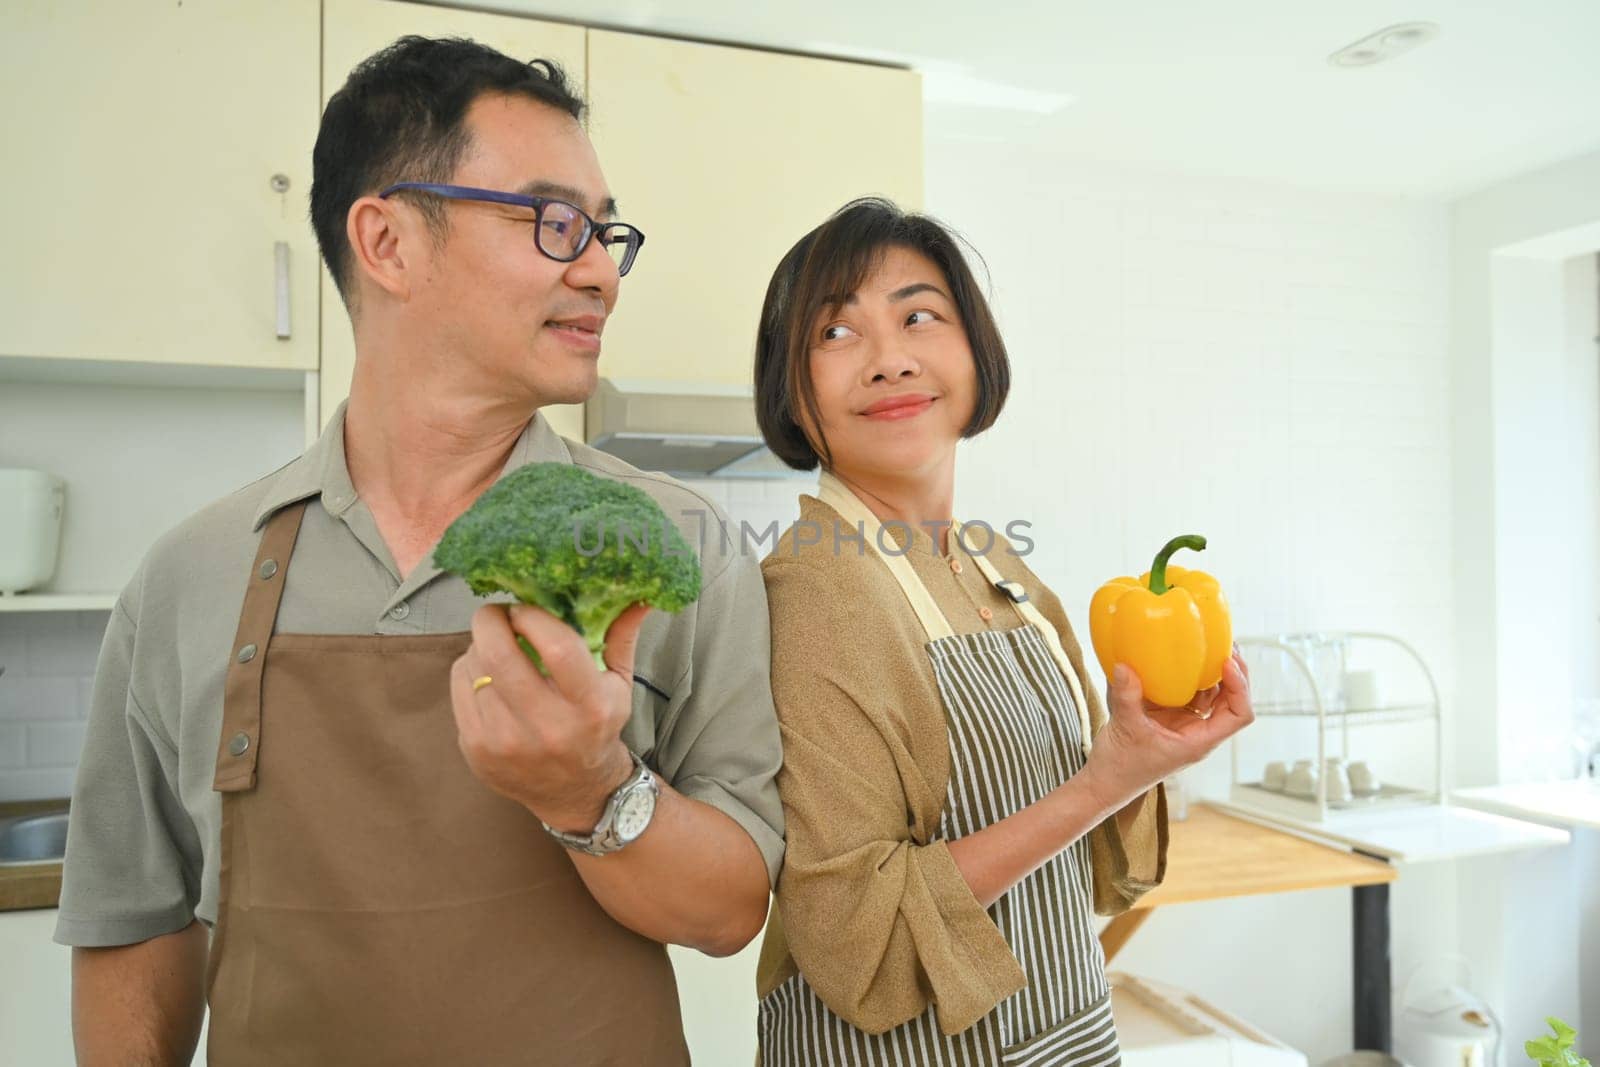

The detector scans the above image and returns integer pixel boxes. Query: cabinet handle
[274,241,291,339]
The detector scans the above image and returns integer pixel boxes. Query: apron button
[950,559,963,574]
[228,732,251,757]
[237,643,258,663]
[259,559,279,580]
[388,602,411,621]
[978,607,994,621]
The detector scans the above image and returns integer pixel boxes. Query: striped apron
[758,474,1121,1067]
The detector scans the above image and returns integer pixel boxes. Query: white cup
[1262,761,1288,792]
[1342,669,1382,711]
[1349,760,1381,795]
[1324,758,1353,802]
[1286,760,1319,797]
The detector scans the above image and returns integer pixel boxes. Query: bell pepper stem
[1147,534,1207,595]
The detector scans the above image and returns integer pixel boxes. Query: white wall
[1564,254,1600,718]
[1446,147,1600,1061]
[1449,147,1600,790]
[1479,250,1600,785]
[925,132,1456,1062]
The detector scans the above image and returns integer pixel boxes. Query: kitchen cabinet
[586,30,923,389]
[0,2,321,373]
[316,0,587,440]
[0,907,215,1064]
[0,909,73,1065]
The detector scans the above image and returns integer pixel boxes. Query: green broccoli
[434,462,702,672]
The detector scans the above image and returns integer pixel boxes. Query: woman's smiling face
[802,245,978,482]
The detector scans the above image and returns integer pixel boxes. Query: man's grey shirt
[55,403,785,947]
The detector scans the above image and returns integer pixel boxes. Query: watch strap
[541,751,656,856]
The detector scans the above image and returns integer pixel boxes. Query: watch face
[614,786,656,843]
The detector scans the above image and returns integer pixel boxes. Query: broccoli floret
[434,462,702,672]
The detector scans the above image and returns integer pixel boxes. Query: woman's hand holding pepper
[1080,645,1255,814]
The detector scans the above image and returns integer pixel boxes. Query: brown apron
[204,500,689,1066]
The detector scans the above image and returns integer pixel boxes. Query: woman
[751,199,1254,1065]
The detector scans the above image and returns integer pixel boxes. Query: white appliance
[585,378,794,478]
[1394,958,1500,1067]
[1112,971,1309,1066]
[0,469,66,595]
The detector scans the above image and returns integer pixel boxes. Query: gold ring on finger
[471,675,494,693]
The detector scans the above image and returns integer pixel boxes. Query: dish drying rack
[1229,630,1443,823]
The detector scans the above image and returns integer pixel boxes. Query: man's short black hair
[310,36,587,307]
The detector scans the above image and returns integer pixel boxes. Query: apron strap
[815,472,954,642]
[956,524,1094,756]
[815,472,1093,754]
[213,500,309,792]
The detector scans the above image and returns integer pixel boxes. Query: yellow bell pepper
[1089,534,1233,708]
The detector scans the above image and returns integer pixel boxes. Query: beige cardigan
[755,495,1168,1036]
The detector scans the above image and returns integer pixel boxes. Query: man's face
[408,93,622,408]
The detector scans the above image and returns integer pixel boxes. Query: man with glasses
[57,36,783,1066]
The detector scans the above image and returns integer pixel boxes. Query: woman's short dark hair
[310,36,586,306]
[753,198,1011,471]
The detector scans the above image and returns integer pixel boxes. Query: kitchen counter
[1208,797,1571,863]
[1100,804,1396,960]
[0,798,67,912]
[1453,779,1600,832]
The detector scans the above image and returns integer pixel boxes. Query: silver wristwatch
[541,751,660,856]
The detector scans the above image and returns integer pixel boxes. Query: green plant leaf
[1525,1017,1592,1067]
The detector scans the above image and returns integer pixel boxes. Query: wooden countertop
[1133,803,1396,909]
[1100,803,1399,962]
[0,798,68,912]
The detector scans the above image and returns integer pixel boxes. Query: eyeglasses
[378,181,646,277]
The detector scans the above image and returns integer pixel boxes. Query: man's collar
[251,400,574,531]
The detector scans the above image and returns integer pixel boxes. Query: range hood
[585,378,796,479]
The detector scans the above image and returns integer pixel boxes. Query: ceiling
[466,0,1600,200]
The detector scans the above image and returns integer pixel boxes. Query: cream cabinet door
[318,0,586,441]
[0,2,320,371]
[587,31,923,389]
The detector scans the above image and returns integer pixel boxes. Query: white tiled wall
[677,476,811,556]
[927,142,1455,764]
[0,611,108,802]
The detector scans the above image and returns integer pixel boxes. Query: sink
[0,811,68,866]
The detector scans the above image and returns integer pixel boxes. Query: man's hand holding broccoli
[436,464,702,831]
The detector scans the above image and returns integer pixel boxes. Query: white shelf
[1252,702,1436,726]
[0,594,116,613]
[0,353,307,393]
[1453,781,1600,832]
[1210,799,1571,865]
[1229,781,1434,824]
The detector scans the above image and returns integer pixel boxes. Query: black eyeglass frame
[377,181,645,276]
